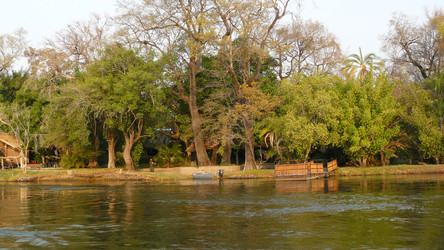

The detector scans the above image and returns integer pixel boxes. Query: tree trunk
[210,148,218,165]
[222,139,232,165]
[107,131,117,169]
[20,150,27,173]
[190,109,211,166]
[189,61,211,167]
[123,139,134,171]
[304,144,311,163]
[276,140,284,162]
[123,131,135,171]
[88,134,100,168]
[242,114,256,170]
[361,157,367,167]
[381,151,386,166]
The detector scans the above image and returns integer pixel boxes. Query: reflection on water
[275,178,338,193]
[1,175,444,248]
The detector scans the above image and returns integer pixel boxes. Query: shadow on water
[1,174,444,248]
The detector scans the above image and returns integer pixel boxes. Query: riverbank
[333,164,444,176]
[1,164,444,182]
[0,169,187,182]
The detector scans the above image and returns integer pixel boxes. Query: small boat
[193,173,216,179]
[275,160,338,181]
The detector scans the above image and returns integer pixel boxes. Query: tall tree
[117,0,218,166]
[42,82,93,168]
[47,14,112,67]
[400,73,444,164]
[26,14,113,167]
[422,73,444,138]
[337,74,401,167]
[80,45,166,170]
[0,29,28,73]
[199,55,237,165]
[25,14,112,96]
[215,0,291,170]
[274,74,341,162]
[271,19,343,78]
[383,10,443,81]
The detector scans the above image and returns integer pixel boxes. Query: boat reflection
[275,178,338,193]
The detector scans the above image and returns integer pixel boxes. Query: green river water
[1,174,444,248]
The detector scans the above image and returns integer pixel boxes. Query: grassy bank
[0,168,189,182]
[224,169,275,179]
[0,168,276,182]
[1,164,444,182]
[333,164,444,176]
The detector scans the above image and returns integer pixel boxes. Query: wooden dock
[275,160,338,181]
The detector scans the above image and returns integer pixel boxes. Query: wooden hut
[0,132,24,169]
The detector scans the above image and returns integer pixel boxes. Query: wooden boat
[275,160,338,181]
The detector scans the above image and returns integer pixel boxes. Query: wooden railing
[310,162,324,174]
[327,160,338,172]
[275,163,310,177]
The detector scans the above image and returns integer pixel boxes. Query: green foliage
[77,44,167,170]
[83,44,165,120]
[401,73,444,163]
[42,87,92,153]
[131,140,145,168]
[268,72,402,166]
[274,74,341,162]
[60,151,88,169]
[421,73,444,127]
[0,72,45,169]
[337,73,401,166]
[418,125,443,162]
[115,151,125,166]
[153,144,186,168]
[0,72,26,103]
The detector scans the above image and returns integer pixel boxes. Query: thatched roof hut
[0,132,23,168]
[0,132,23,150]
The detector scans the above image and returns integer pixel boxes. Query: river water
[1,174,444,248]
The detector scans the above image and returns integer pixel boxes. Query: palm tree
[342,48,384,80]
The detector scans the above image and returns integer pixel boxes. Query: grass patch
[334,164,444,176]
[225,169,275,178]
[0,169,56,181]
[0,167,191,182]
[141,172,190,181]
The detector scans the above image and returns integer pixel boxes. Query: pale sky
[300,0,443,56]
[1,0,443,63]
